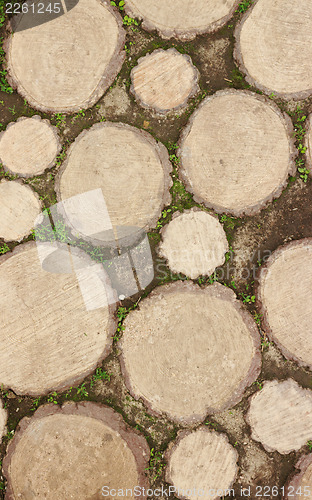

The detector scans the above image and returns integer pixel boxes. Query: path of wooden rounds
[0,399,7,442]
[2,402,149,500]
[158,208,228,279]
[0,242,116,396]
[257,239,312,370]
[235,0,312,99]
[0,116,61,177]
[165,428,238,500]
[124,0,239,40]
[120,282,261,424]
[5,0,125,113]
[246,379,312,454]
[0,180,41,241]
[130,48,199,113]
[178,90,295,216]
[285,455,312,500]
[56,122,172,234]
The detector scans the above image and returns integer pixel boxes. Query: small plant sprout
[145,448,164,481]
[236,0,253,13]
[31,397,41,411]
[77,383,88,398]
[90,368,111,388]
[47,392,58,404]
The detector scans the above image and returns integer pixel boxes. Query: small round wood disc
[130,48,199,113]
[246,379,312,454]
[165,428,238,500]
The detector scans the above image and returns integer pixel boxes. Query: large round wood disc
[5,0,125,113]
[257,239,312,370]
[165,428,238,500]
[235,0,312,99]
[120,282,261,424]
[0,180,41,242]
[285,455,312,500]
[56,122,172,233]
[158,208,228,279]
[2,402,149,499]
[130,48,199,113]
[0,117,61,177]
[0,242,116,395]
[124,0,240,40]
[178,90,295,216]
[246,379,312,454]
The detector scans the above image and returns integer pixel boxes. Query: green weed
[123,15,138,26]
[54,113,66,128]
[47,391,58,404]
[0,243,9,254]
[236,0,253,13]
[145,448,164,482]
[294,109,309,181]
[77,383,88,398]
[90,368,111,388]
[31,397,41,411]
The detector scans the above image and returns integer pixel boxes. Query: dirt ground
[1,1,312,499]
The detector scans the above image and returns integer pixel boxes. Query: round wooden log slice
[178,89,296,216]
[234,0,312,99]
[120,282,261,424]
[55,122,172,233]
[0,180,41,242]
[5,0,125,113]
[285,455,312,500]
[165,428,238,500]
[2,402,149,499]
[158,208,228,279]
[246,379,312,454]
[124,0,240,40]
[0,399,7,442]
[0,116,61,177]
[257,239,312,370]
[130,48,199,113]
[0,242,116,396]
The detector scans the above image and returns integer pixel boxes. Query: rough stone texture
[55,122,172,234]
[130,48,199,113]
[124,0,240,40]
[257,239,312,370]
[2,402,149,499]
[234,0,312,100]
[5,0,126,113]
[0,399,7,442]
[158,208,229,279]
[120,282,261,424]
[0,116,61,177]
[0,180,42,242]
[285,455,312,499]
[178,89,296,216]
[0,242,116,396]
[165,428,238,500]
[246,379,312,454]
